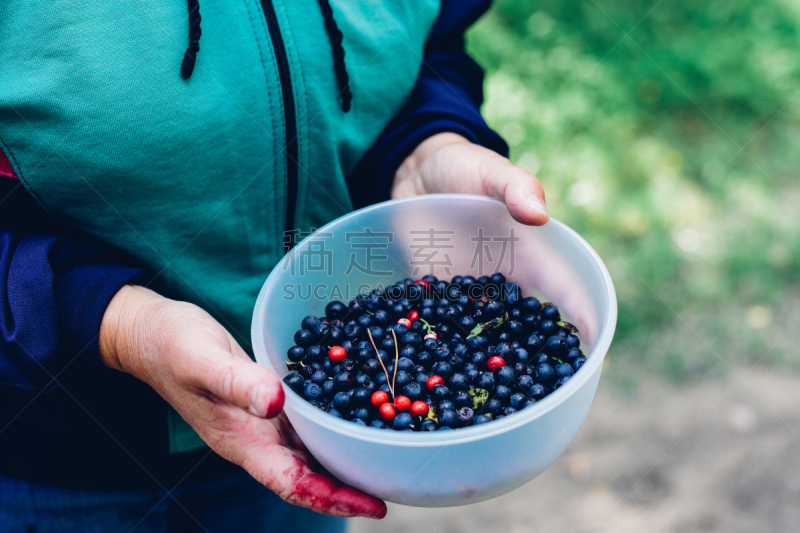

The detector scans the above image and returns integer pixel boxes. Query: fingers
[186,349,285,418]
[482,157,549,226]
[244,444,387,519]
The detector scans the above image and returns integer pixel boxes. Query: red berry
[410,401,429,417]
[487,356,506,372]
[427,375,445,390]
[397,318,411,328]
[328,346,347,363]
[413,279,430,289]
[371,390,389,407]
[379,402,397,422]
[407,310,419,321]
[424,333,437,340]
[394,395,411,411]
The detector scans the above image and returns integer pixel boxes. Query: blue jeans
[0,470,347,533]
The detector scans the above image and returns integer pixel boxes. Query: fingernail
[527,195,548,216]
[248,383,272,418]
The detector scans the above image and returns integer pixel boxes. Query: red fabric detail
[0,149,17,179]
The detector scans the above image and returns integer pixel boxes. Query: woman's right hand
[98,284,386,519]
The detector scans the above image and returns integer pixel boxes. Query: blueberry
[294,329,314,347]
[552,376,570,391]
[287,346,305,362]
[453,390,472,409]
[415,372,429,386]
[421,420,438,431]
[333,391,351,411]
[542,305,560,321]
[355,373,370,386]
[394,371,412,389]
[356,314,373,328]
[437,323,455,342]
[434,345,451,361]
[362,358,381,377]
[544,336,567,358]
[566,334,580,349]
[378,384,392,394]
[311,370,328,385]
[399,346,417,361]
[513,362,526,375]
[438,426,455,431]
[380,337,395,352]
[303,382,323,401]
[573,356,587,371]
[351,387,371,407]
[533,353,550,366]
[396,357,415,373]
[362,380,376,395]
[344,323,361,340]
[472,352,488,368]
[503,283,520,307]
[509,393,527,409]
[517,375,534,393]
[423,337,437,352]
[392,323,409,337]
[474,414,492,425]
[524,334,543,352]
[448,373,469,390]
[393,412,414,431]
[373,310,390,326]
[327,408,343,419]
[448,355,465,371]
[459,315,477,330]
[354,407,371,420]
[485,300,505,318]
[530,383,548,400]
[438,400,455,412]
[370,419,387,429]
[496,342,514,358]
[477,372,496,392]
[432,385,452,400]
[503,407,518,416]
[485,399,503,417]
[519,297,540,314]
[439,409,459,428]
[540,320,558,336]
[495,366,516,386]
[555,363,575,379]
[283,374,304,395]
[301,315,320,331]
[494,385,513,405]
[326,301,347,320]
[466,369,480,384]
[431,361,453,378]
[417,351,433,368]
[522,399,536,409]
[351,418,367,426]
[567,347,583,361]
[323,379,335,399]
[506,320,525,338]
[368,325,385,339]
[403,382,425,402]
[535,363,557,385]
[457,407,474,427]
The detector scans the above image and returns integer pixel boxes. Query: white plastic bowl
[252,194,616,507]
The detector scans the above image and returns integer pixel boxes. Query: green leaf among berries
[425,404,438,423]
[557,321,579,333]
[467,312,508,339]
[469,388,489,410]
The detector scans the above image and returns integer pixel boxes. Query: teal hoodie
[0,0,440,453]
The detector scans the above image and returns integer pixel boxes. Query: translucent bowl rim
[252,194,617,448]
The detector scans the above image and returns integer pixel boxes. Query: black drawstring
[316,0,352,112]
[178,0,351,112]
[180,0,202,80]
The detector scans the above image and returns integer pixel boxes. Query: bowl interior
[252,194,616,444]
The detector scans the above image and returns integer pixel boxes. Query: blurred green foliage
[468,0,800,383]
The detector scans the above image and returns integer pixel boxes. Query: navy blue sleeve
[0,177,148,426]
[348,0,508,208]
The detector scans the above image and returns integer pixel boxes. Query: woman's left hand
[391,132,549,226]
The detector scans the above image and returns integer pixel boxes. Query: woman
[0,0,547,530]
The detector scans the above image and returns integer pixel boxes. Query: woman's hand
[392,132,549,226]
[98,285,386,519]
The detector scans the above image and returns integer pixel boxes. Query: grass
[467,0,800,385]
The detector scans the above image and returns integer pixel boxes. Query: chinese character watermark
[409,229,454,277]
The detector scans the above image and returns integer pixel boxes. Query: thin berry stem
[368,329,393,398]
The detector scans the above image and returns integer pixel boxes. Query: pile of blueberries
[282,273,587,432]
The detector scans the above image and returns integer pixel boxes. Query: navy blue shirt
[0,0,507,489]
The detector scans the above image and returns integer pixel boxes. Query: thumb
[186,348,285,418]
[482,157,549,226]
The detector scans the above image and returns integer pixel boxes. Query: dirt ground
[348,366,800,533]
